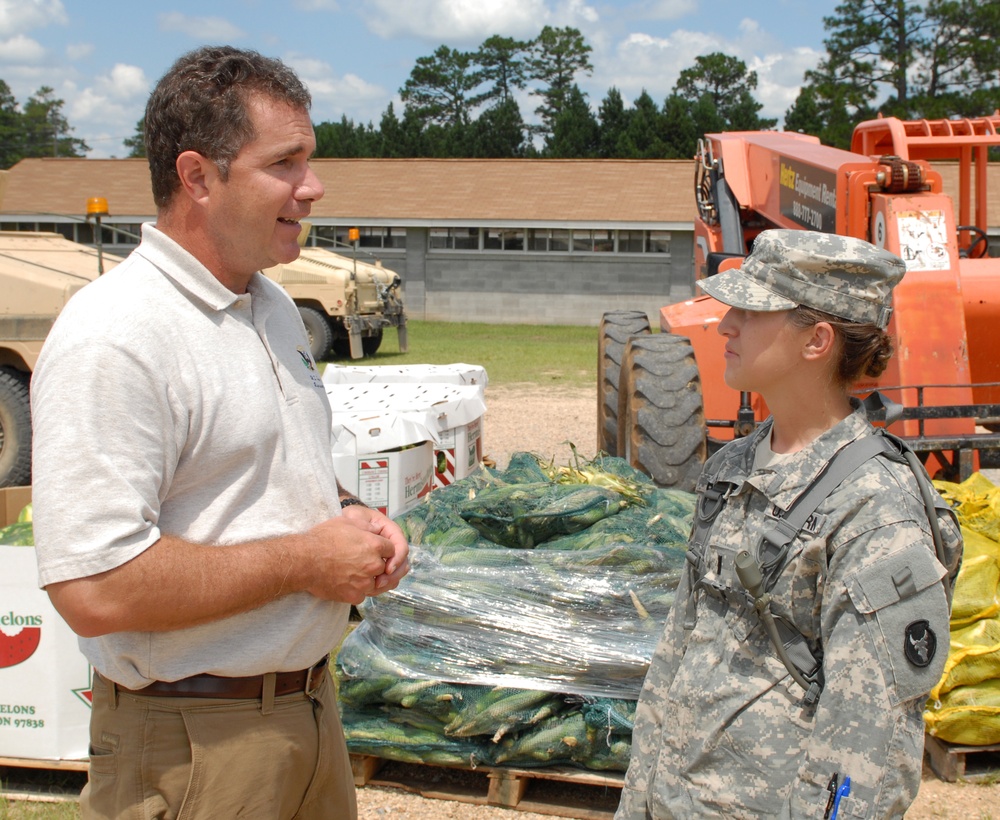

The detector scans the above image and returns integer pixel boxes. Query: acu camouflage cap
[696,229,906,329]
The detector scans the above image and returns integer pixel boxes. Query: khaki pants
[82,669,356,820]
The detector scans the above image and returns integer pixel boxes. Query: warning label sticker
[779,158,837,233]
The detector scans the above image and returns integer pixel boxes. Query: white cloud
[0,33,45,63]
[67,86,140,158]
[360,0,549,42]
[292,0,339,9]
[286,54,389,125]
[157,12,246,42]
[66,42,93,61]
[748,47,822,121]
[97,64,149,101]
[555,0,598,24]
[0,0,67,37]
[632,0,697,22]
[590,21,823,125]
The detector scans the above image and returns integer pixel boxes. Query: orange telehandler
[599,114,1000,490]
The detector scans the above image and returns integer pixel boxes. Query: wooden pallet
[0,756,88,803]
[924,735,1000,783]
[351,753,624,819]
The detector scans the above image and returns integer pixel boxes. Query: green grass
[331,320,598,389]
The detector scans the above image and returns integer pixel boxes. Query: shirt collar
[132,223,250,312]
[712,405,874,510]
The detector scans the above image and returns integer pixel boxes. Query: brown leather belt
[114,656,329,699]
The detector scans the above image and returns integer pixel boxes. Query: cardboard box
[325,382,487,490]
[322,362,488,396]
[330,413,435,518]
[0,487,91,762]
[0,486,31,527]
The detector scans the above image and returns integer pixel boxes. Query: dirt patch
[481,383,600,470]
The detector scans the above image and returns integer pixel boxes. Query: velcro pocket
[847,543,949,705]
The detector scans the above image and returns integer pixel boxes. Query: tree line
[0,83,89,168]
[2,1,999,169]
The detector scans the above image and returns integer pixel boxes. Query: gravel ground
[354,383,1000,819]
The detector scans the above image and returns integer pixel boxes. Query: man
[31,46,409,819]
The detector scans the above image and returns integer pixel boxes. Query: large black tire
[0,368,32,488]
[299,306,334,362]
[597,311,650,456]
[362,329,383,356]
[619,333,707,492]
[333,329,383,359]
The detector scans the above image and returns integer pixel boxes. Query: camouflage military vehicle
[262,238,407,362]
[0,230,115,487]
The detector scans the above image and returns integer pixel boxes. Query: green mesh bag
[458,482,627,548]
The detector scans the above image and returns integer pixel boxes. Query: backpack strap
[755,434,897,592]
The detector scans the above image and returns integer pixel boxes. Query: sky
[0,0,835,159]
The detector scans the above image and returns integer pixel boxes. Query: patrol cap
[696,229,906,329]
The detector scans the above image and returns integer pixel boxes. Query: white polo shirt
[31,224,348,689]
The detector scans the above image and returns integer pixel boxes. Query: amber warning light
[85,196,108,216]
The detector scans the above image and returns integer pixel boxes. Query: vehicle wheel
[0,368,32,488]
[597,311,650,456]
[619,333,707,492]
[299,307,334,361]
[331,336,350,359]
[362,329,383,356]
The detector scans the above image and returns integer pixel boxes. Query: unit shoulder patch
[903,619,936,668]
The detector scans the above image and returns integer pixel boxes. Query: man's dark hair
[144,46,312,208]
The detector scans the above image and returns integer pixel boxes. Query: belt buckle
[304,658,327,697]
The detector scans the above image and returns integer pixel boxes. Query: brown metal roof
[1,157,693,225]
[3,155,998,228]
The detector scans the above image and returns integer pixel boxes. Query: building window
[313,226,407,250]
[313,224,347,248]
[618,230,644,253]
[647,231,670,253]
[527,228,570,251]
[430,227,480,250]
[110,224,142,246]
[572,229,614,252]
[484,228,524,251]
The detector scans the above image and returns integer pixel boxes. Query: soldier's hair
[144,45,312,208]
[789,305,894,386]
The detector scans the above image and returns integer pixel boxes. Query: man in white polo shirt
[30,46,409,819]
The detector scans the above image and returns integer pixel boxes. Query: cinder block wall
[397,229,696,327]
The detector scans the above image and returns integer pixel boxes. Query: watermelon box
[0,486,92,762]
[0,486,31,527]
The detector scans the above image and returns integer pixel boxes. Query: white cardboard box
[326,382,487,489]
[330,413,435,517]
[0,488,91,762]
[322,362,488,396]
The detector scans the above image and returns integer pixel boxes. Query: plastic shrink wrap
[336,453,695,771]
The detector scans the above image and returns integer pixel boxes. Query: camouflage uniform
[617,406,962,819]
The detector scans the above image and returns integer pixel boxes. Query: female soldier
[617,229,962,819]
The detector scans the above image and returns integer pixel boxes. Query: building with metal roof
[0,157,697,326]
[2,156,997,326]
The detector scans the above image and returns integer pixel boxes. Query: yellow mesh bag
[925,678,1000,746]
[930,615,1000,700]
[935,472,1000,544]
[948,543,1000,627]
[922,473,1000,744]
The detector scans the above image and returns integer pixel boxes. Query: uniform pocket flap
[848,544,946,614]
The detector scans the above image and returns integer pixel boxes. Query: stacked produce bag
[336,452,694,771]
[924,473,1000,745]
[0,502,33,545]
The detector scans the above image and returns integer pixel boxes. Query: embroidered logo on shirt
[297,347,317,372]
[904,619,936,667]
[297,346,325,389]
